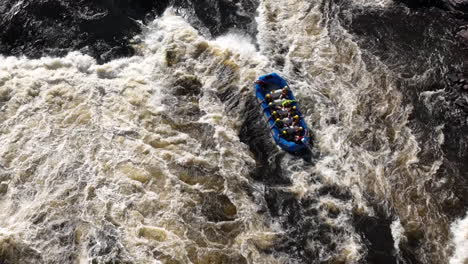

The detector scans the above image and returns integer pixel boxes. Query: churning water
[0,0,466,263]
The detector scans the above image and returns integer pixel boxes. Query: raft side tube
[255,72,311,153]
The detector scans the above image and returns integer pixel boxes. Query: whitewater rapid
[0,1,466,264]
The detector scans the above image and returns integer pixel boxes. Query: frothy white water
[0,1,456,263]
[0,9,280,263]
[211,33,258,59]
[350,0,394,8]
[256,0,452,263]
[391,218,405,256]
[449,213,468,264]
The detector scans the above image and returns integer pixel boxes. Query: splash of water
[449,213,468,264]
[0,1,461,263]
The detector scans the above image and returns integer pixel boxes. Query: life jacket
[290,116,301,126]
[281,99,296,107]
[282,126,303,135]
[269,89,283,99]
[294,135,305,143]
[269,99,284,106]
[287,108,298,118]
[281,118,294,126]
[274,119,285,128]
[272,108,288,118]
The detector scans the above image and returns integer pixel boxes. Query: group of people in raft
[256,80,306,144]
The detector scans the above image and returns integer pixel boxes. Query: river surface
[0,0,467,263]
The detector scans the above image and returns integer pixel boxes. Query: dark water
[336,1,468,263]
[0,0,467,263]
[0,0,258,63]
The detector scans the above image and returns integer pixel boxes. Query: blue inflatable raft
[254,73,311,153]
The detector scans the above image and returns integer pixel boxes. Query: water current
[0,0,466,263]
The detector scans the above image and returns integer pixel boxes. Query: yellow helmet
[276,118,281,122]
[268,102,273,106]
[294,115,299,119]
[266,94,271,98]
[292,106,297,110]
[273,111,277,115]
[283,130,287,134]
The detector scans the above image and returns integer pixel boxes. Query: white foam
[449,213,468,264]
[350,0,393,8]
[0,0,452,263]
[391,218,406,256]
[211,33,257,58]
